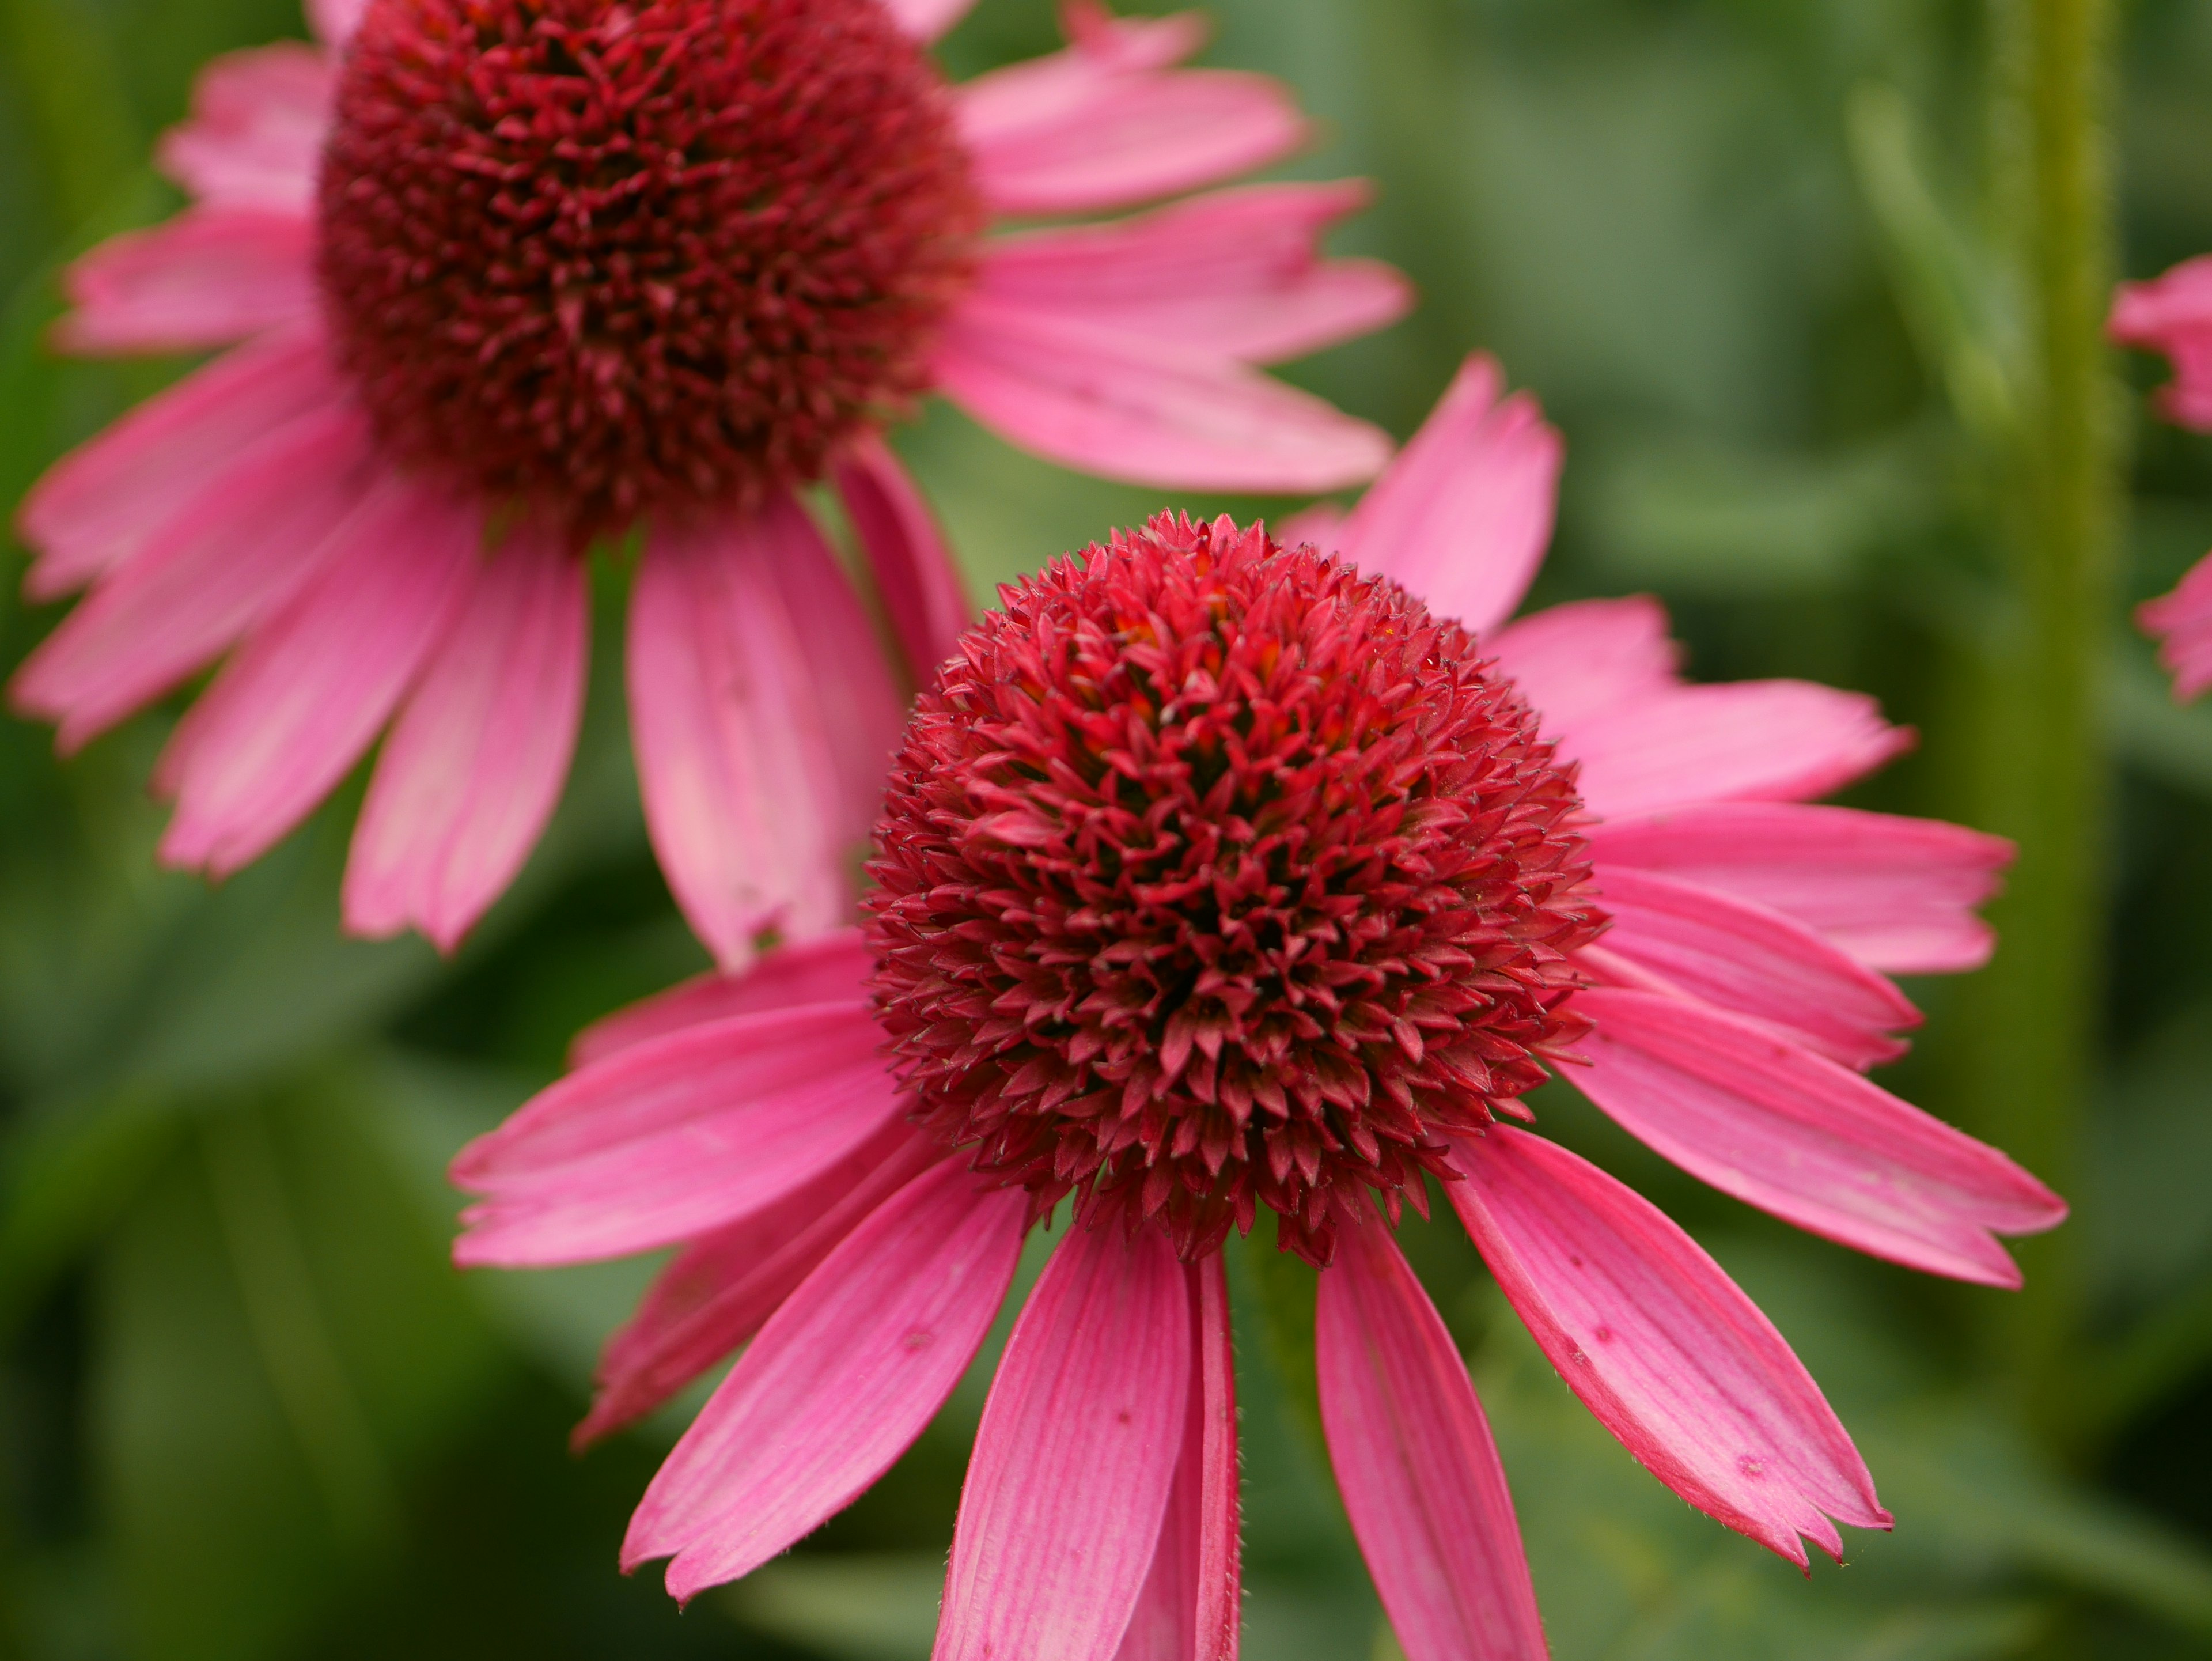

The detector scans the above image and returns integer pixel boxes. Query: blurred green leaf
[2109,644,2212,799]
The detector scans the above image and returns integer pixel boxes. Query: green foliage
[2,0,2212,1658]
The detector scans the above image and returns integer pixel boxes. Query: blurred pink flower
[452,359,2065,1661]
[2111,260,2212,698]
[10,0,1405,959]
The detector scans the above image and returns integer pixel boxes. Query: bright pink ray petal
[343,523,588,950]
[1447,1126,1888,1568]
[1488,596,1682,732]
[957,32,1304,216]
[450,1000,901,1266]
[881,0,976,40]
[55,208,317,355]
[575,1118,942,1447]
[1569,987,2068,1285]
[976,183,1411,365]
[833,436,972,684]
[1563,682,1913,820]
[1278,501,1344,552]
[307,0,366,45]
[2140,552,2212,701]
[1584,867,1921,1070]
[1582,803,2013,975]
[14,328,343,600]
[624,1159,1030,1600]
[156,43,333,212]
[1115,1255,1239,1661]
[2111,256,2212,431]
[1332,355,1562,638]
[153,472,478,876]
[934,302,1390,493]
[628,497,905,971]
[569,929,876,1069]
[1316,1220,1547,1661]
[935,1221,1192,1661]
[11,403,375,748]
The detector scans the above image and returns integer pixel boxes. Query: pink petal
[155,43,332,213]
[1582,802,2012,975]
[1446,1126,1888,1568]
[880,0,976,39]
[957,25,1304,216]
[1277,501,1344,551]
[153,473,476,876]
[575,1118,942,1447]
[628,497,905,971]
[624,1159,1029,1601]
[2139,551,2212,701]
[934,301,1390,493]
[1583,867,1921,1070]
[55,208,317,355]
[343,523,588,951]
[450,1001,901,1267]
[14,327,344,600]
[1316,1220,1546,1661]
[2110,256,2212,432]
[1563,681,1913,820]
[1115,1255,1240,1661]
[1487,596,1681,733]
[1332,355,1562,638]
[976,183,1410,365]
[569,929,875,1069]
[935,1222,1192,1661]
[833,436,972,684]
[1567,987,2068,1286]
[306,0,366,45]
[12,403,376,749]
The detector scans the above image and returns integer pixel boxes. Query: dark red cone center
[316,0,982,537]
[866,514,1605,1266]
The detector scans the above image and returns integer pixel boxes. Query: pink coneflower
[2112,261,2212,698]
[452,360,2066,1660]
[10,0,1404,960]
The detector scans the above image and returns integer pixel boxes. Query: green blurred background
[4,0,2212,1656]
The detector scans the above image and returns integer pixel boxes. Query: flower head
[450,358,2069,1659]
[2111,259,2212,698]
[12,0,1406,959]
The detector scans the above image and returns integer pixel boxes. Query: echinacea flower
[9,0,1404,960]
[451,360,2066,1660]
[2112,260,2212,698]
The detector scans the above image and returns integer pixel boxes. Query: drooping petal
[624,1159,1029,1601]
[575,1118,942,1447]
[1583,867,1921,1070]
[934,302,1390,494]
[1568,987,2068,1286]
[1582,802,2012,975]
[1487,596,1681,733]
[1115,1255,1240,1661]
[343,523,588,950]
[569,929,876,1068]
[627,497,905,971]
[1447,1127,1888,1568]
[14,327,344,600]
[976,183,1411,365]
[833,436,972,684]
[55,208,317,355]
[306,0,367,46]
[451,1001,901,1266]
[155,43,333,213]
[935,1223,1192,1661]
[1331,355,1562,638]
[1562,681,1912,820]
[11,403,375,748]
[2139,551,2212,702]
[2110,256,2212,432]
[957,23,1303,217]
[880,0,976,40]
[1316,1220,1546,1661]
